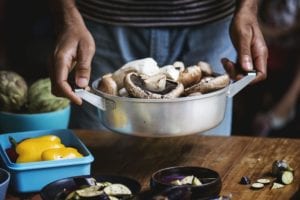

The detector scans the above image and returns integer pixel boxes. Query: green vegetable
[27,78,70,113]
[0,70,28,112]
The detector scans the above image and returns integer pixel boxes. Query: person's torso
[76,0,236,27]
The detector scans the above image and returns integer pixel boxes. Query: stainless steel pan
[75,72,256,137]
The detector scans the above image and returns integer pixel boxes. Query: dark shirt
[76,0,235,27]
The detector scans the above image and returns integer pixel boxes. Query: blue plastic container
[0,129,94,193]
[0,105,71,133]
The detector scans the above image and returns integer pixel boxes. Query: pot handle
[74,89,115,111]
[227,71,256,98]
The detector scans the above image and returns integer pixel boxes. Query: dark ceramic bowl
[150,166,222,199]
[40,175,141,200]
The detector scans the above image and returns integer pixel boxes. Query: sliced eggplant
[239,176,251,185]
[271,182,285,190]
[272,160,293,176]
[256,178,271,184]
[76,185,103,197]
[278,170,294,185]
[103,184,132,196]
[251,182,264,189]
[170,175,202,186]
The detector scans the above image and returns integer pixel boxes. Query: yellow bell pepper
[16,135,65,163]
[41,147,83,160]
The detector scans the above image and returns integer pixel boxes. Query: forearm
[235,0,259,14]
[48,0,85,28]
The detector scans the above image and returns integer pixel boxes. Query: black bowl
[40,175,141,200]
[150,166,222,199]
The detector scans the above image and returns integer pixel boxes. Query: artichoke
[0,70,28,112]
[27,78,70,113]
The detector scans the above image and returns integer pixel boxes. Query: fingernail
[77,78,88,87]
[243,56,253,71]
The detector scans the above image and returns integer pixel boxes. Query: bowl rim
[40,174,141,200]
[0,168,10,187]
[151,166,221,188]
[0,105,70,116]
[92,78,228,103]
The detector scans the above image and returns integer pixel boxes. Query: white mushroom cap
[159,65,180,81]
[173,61,185,72]
[112,57,160,88]
[197,61,213,76]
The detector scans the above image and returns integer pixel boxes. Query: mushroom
[112,57,160,88]
[173,61,185,72]
[159,65,180,81]
[197,61,213,76]
[178,65,202,87]
[97,73,118,95]
[124,72,184,99]
[184,74,230,95]
[143,73,167,92]
[118,88,129,97]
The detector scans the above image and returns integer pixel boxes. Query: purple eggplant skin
[272,160,293,176]
[239,176,251,185]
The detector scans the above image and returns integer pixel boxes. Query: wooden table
[6,130,300,200]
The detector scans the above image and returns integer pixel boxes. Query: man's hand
[223,0,268,83]
[50,2,95,105]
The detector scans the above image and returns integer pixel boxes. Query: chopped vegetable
[256,178,271,184]
[239,176,251,185]
[58,181,132,200]
[103,183,132,196]
[251,182,264,189]
[271,182,285,190]
[170,175,202,186]
[76,186,103,197]
[272,160,293,176]
[278,170,294,185]
[12,135,83,163]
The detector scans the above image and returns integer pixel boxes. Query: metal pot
[75,72,256,137]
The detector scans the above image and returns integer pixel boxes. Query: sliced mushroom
[143,73,167,92]
[184,74,230,95]
[178,65,202,87]
[112,58,160,88]
[197,61,213,76]
[124,72,184,99]
[97,73,118,95]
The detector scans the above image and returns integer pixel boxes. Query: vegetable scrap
[239,176,251,185]
[239,159,294,191]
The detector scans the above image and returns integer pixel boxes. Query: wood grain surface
[6,130,300,200]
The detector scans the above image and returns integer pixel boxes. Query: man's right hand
[50,2,95,105]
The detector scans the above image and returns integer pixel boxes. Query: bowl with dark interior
[150,166,222,199]
[0,168,10,200]
[40,175,141,200]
